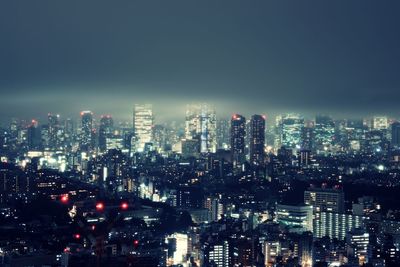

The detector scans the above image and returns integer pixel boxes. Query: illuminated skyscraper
[278,114,304,149]
[99,115,113,152]
[134,104,153,152]
[48,113,60,150]
[249,114,265,165]
[314,115,335,151]
[80,111,93,151]
[185,103,216,153]
[217,118,230,149]
[231,114,246,166]
[372,116,388,130]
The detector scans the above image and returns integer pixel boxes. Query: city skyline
[2,1,400,266]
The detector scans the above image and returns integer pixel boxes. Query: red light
[74,234,81,239]
[61,195,68,203]
[91,225,96,231]
[120,202,129,210]
[133,240,139,246]
[96,202,104,211]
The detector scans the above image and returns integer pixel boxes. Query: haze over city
[1,0,400,122]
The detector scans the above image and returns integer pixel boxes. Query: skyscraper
[80,111,93,151]
[48,113,60,150]
[185,103,217,153]
[99,115,113,152]
[391,122,400,148]
[372,116,388,130]
[249,115,265,166]
[134,104,153,152]
[230,114,246,166]
[27,119,41,150]
[278,114,304,149]
[314,115,335,151]
[217,118,230,149]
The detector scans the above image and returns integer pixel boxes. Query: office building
[304,187,345,213]
[276,204,313,233]
[134,104,154,152]
[249,115,265,166]
[314,211,364,240]
[230,114,246,167]
[185,103,217,153]
[80,111,93,151]
[99,115,113,152]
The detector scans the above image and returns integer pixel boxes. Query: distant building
[276,204,313,233]
[80,111,93,151]
[134,104,153,152]
[346,229,370,265]
[231,114,246,167]
[314,115,335,152]
[314,211,364,240]
[304,187,345,213]
[391,122,400,147]
[202,240,232,267]
[99,115,113,152]
[185,103,217,153]
[372,116,388,130]
[249,115,266,166]
[277,114,304,149]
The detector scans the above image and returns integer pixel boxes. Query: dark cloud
[1,0,400,123]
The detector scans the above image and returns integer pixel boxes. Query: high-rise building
[346,229,370,265]
[27,120,41,150]
[202,240,232,267]
[373,116,388,130]
[249,115,265,166]
[391,122,400,148]
[301,122,314,151]
[304,187,345,213]
[99,115,113,152]
[48,113,60,150]
[314,115,335,151]
[217,119,230,149]
[80,111,93,151]
[314,211,363,240]
[134,104,154,152]
[230,114,246,166]
[278,114,304,149]
[185,104,217,153]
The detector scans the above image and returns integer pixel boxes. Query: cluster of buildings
[1,105,400,266]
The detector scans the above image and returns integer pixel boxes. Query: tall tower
[185,103,216,153]
[314,115,335,151]
[134,104,153,152]
[231,114,246,166]
[48,113,60,150]
[99,115,113,152]
[391,122,400,148]
[278,113,304,149]
[80,111,93,151]
[250,115,265,166]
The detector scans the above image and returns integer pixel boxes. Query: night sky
[1,0,400,123]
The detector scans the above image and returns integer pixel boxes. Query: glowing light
[74,234,81,239]
[96,202,104,211]
[120,202,129,210]
[61,195,68,203]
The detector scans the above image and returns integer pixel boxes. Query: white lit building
[185,103,217,153]
[134,104,154,152]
